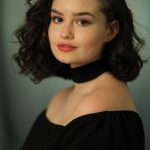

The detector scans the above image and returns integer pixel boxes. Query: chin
[53,55,72,64]
[52,54,74,65]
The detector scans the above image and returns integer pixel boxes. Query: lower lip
[57,45,77,52]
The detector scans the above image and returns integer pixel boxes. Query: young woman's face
[48,0,111,68]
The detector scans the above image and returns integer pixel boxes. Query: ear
[104,20,120,42]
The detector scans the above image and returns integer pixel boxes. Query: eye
[77,19,90,26]
[51,16,63,23]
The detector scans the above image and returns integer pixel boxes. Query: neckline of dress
[42,109,139,128]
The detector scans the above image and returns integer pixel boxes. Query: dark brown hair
[13,0,146,83]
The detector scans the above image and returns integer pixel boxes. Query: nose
[60,23,74,40]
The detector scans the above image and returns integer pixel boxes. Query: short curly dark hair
[13,0,145,84]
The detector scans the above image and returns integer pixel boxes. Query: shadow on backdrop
[0,0,16,149]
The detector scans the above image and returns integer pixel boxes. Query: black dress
[21,60,145,150]
[21,109,145,150]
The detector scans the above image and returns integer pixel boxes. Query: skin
[48,0,119,68]
[47,0,136,126]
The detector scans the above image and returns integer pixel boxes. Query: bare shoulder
[46,85,74,112]
[72,74,137,118]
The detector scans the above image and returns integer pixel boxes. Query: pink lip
[57,43,77,52]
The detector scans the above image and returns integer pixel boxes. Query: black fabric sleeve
[57,111,145,150]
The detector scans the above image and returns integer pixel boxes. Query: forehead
[51,0,103,13]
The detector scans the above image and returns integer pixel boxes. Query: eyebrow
[51,9,96,18]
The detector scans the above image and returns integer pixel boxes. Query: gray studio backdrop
[0,0,150,150]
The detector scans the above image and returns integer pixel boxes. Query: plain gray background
[0,0,150,150]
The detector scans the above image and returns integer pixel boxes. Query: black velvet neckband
[71,59,108,83]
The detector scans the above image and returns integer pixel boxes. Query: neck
[70,59,108,84]
[72,71,108,94]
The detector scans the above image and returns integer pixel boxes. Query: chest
[47,93,85,125]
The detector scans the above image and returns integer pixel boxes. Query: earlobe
[105,20,120,42]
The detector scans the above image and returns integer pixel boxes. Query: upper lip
[57,43,77,48]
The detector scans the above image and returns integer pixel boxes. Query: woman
[13,0,145,149]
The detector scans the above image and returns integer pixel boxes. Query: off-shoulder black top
[21,109,145,150]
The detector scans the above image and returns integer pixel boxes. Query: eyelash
[51,16,90,26]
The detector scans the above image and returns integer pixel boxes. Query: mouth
[57,43,77,52]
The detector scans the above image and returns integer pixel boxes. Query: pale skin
[47,0,137,126]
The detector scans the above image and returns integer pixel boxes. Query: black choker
[71,59,108,83]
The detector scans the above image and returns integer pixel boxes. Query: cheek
[48,27,57,43]
[77,29,106,48]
